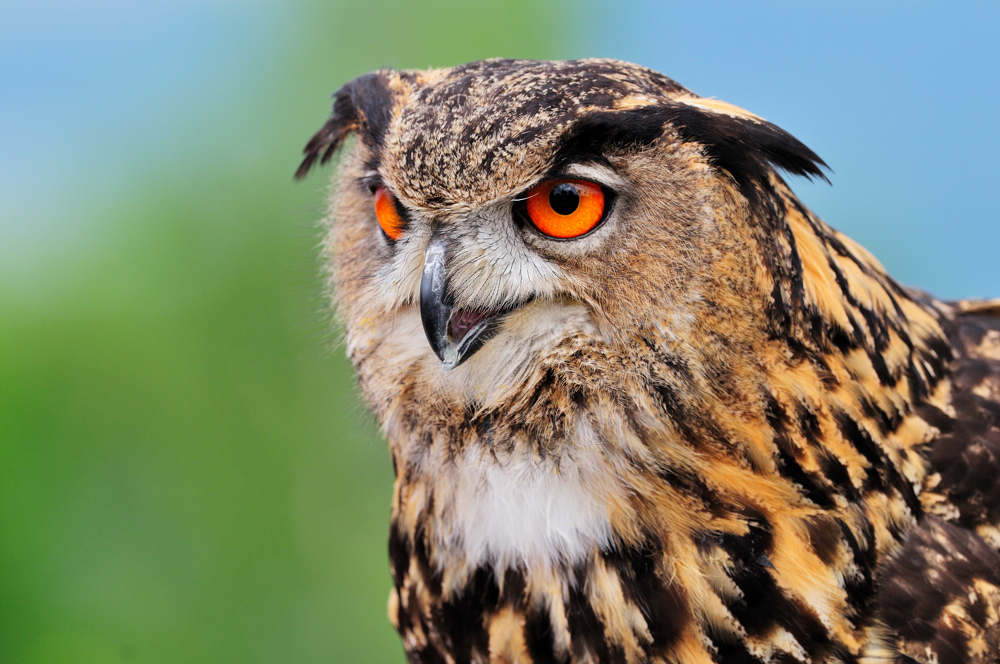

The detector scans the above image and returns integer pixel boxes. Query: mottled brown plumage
[297,59,1000,664]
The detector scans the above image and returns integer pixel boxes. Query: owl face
[302,59,826,409]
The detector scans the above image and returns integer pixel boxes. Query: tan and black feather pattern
[880,517,1000,664]
[919,301,1000,546]
[876,301,1000,664]
[297,59,1000,663]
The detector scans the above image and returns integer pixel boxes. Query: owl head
[297,58,828,415]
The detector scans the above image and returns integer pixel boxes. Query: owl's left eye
[524,178,608,239]
[374,186,405,241]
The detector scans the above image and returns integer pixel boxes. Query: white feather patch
[435,422,615,573]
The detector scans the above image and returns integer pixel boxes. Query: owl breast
[429,441,618,573]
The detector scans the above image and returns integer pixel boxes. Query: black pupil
[548,183,580,215]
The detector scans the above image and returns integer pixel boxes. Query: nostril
[448,308,488,343]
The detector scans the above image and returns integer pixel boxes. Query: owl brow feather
[295,72,394,180]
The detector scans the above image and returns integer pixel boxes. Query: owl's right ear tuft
[295,72,394,179]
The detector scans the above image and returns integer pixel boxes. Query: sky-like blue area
[0,1,274,276]
[586,1,1000,298]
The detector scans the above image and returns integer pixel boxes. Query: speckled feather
[298,59,1000,664]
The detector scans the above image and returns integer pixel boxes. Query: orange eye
[374,186,405,241]
[525,178,606,239]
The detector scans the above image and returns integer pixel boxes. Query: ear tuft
[552,97,828,205]
[295,72,394,180]
[664,101,830,203]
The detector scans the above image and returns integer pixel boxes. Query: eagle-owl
[297,59,1000,664]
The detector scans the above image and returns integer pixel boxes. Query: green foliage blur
[0,2,576,662]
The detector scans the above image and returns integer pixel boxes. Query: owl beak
[419,236,503,370]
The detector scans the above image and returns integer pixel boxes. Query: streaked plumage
[297,59,1000,664]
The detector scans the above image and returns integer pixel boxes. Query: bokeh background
[2,1,998,662]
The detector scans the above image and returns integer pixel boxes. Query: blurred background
[1,1,998,662]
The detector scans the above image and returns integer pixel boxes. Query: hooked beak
[419,236,511,370]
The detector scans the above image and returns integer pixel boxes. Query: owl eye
[525,178,607,239]
[374,186,405,241]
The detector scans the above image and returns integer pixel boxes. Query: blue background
[2,2,997,662]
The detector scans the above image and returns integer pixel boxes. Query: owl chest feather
[381,330,951,664]
[431,445,616,572]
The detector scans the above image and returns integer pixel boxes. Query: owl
[297,59,1000,664]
